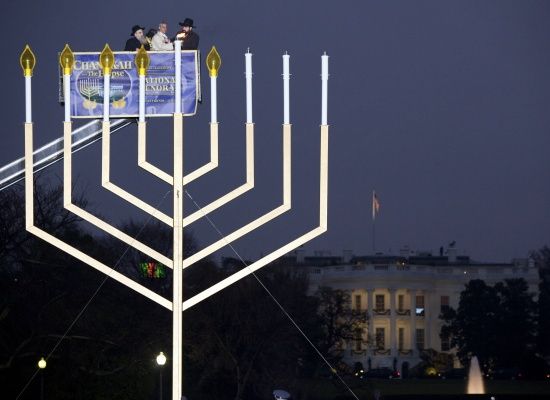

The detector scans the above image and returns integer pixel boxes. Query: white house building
[283,246,539,374]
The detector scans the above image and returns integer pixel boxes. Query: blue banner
[70,51,199,118]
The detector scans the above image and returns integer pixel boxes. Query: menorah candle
[20,45,36,123]
[245,50,253,123]
[211,69,217,123]
[174,40,182,113]
[103,74,110,122]
[64,74,71,122]
[99,45,114,122]
[139,74,145,122]
[283,53,290,124]
[135,46,150,123]
[321,52,329,126]
[25,75,32,123]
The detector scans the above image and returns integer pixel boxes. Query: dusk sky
[1,0,549,263]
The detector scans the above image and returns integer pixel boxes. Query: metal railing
[0,119,133,191]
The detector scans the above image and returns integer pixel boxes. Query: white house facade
[293,247,539,374]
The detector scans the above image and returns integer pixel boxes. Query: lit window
[354,294,362,311]
[375,294,385,311]
[415,295,425,316]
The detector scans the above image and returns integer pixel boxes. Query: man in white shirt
[151,22,173,51]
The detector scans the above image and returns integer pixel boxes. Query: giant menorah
[20,41,329,399]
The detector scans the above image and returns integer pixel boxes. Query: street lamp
[156,352,166,400]
[38,357,46,400]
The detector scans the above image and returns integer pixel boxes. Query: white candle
[321,52,329,126]
[139,75,145,122]
[25,76,32,123]
[211,74,217,123]
[63,74,71,122]
[103,73,110,121]
[174,40,182,114]
[283,53,290,124]
[245,49,253,123]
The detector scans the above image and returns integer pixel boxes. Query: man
[175,18,199,50]
[151,22,173,51]
[125,25,149,51]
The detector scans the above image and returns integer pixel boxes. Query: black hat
[179,18,195,28]
[131,25,145,35]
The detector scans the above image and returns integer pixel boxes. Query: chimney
[342,250,353,263]
[447,246,457,263]
[296,248,305,264]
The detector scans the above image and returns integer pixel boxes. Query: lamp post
[156,352,167,400]
[38,357,46,400]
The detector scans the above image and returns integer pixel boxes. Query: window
[416,328,425,350]
[440,295,450,313]
[415,295,425,316]
[375,294,385,311]
[398,327,405,350]
[398,294,405,311]
[355,328,363,351]
[441,335,450,352]
[354,294,362,311]
[375,327,385,349]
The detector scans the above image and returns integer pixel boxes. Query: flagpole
[372,190,379,254]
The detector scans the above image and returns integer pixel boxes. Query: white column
[139,75,145,122]
[174,40,182,113]
[63,74,71,122]
[282,53,290,124]
[367,288,373,355]
[390,288,397,356]
[424,291,431,350]
[245,50,253,124]
[103,73,110,121]
[321,52,329,125]
[25,76,32,123]
[410,290,417,355]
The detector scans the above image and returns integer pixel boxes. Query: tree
[182,266,322,400]
[440,278,538,371]
[532,246,550,359]
[0,184,172,400]
[494,278,538,368]
[315,287,368,366]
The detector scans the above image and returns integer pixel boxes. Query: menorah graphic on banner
[20,41,329,400]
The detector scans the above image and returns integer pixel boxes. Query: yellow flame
[206,46,221,77]
[59,44,75,75]
[20,45,36,77]
[99,44,115,75]
[135,45,150,76]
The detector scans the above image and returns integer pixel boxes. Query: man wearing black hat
[125,25,150,51]
[174,18,199,50]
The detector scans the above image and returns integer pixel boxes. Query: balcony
[395,309,411,316]
[373,308,390,316]
[373,348,391,355]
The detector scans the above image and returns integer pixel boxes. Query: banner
[68,51,199,118]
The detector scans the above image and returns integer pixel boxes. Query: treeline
[0,184,347,400]
[440,247,550,377]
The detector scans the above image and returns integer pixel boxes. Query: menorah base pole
[172,113,184,400]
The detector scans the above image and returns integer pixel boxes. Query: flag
[372,191,380,220]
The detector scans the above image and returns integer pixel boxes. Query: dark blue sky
[1,0,549,263]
